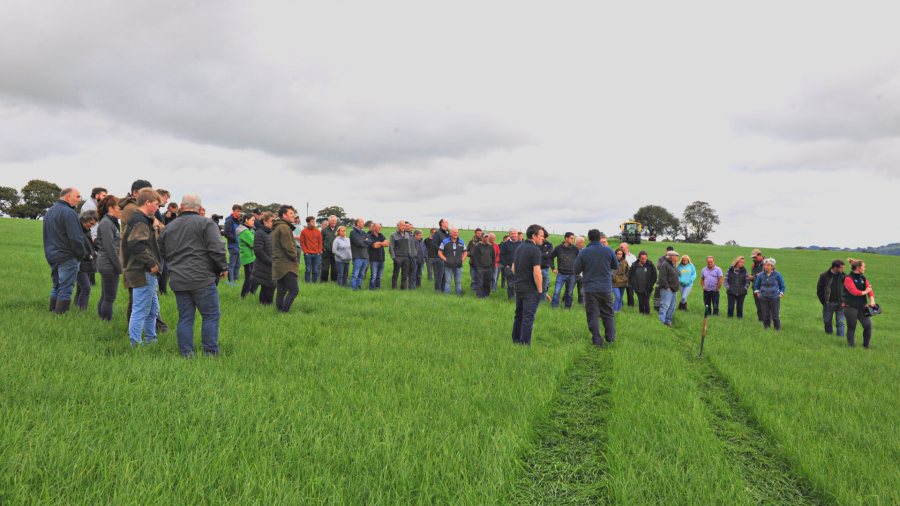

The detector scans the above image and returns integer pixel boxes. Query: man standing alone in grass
[272,205,300,313]
[657,250,680,327]
[43,187,89,315]
[158,194,228,357]
[701,256,724,315]
[511,224,545,345]
[122,189,163,345]
[817,259,846,337]
[574,229,619,346]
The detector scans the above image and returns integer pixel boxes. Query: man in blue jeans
[511,224,545,345]
[439,228,467,295]
[657,250,680,326]
[159,194,229,357]
[122,189,164,345]
[349,217,373,290]
[367,222,388,289]
[43,187,90,314]
[223,204,242,284]
[550,232,579,309]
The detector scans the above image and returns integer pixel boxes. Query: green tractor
[619,220,643,245]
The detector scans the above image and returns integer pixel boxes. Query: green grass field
[1,218,897,504]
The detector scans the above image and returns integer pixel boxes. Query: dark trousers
[433,260,445,292]
[585,291,616,345]
[703,290,721,315]
[408,258,417,289]
[174,283,220,356]
[844,307,872,348]
[412,259,423,289]
[74,272,92,310]
[759,297,781,330]
[475,267,493,298]
[98,271,119,321]
[275,272,299,312]
[512,291,540,345]
[426,257,434,281]
[626,286,635,307]
[753,294,763,321]
[503,266,516,299]
[823,302,845,336]
[727,293,746,318]
[636,291,651,314]
[576,275,584,304]
[320,250,337,282]
[241,264,256,298]
[258,285,275,305]
[392,257,410,290]
[159,261,169,294]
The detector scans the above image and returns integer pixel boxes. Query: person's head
[564,232,575,246]
[414,230,423,240]
[680,255,691,265]
[328,215,337,227]
[199,207,206,217]
[587,229,602,243]
[449,227,459,239]
[396,220,405,231]
[156,189,170,204]
[666,250,679,264]
[575,236,585,249]
[90,187,108,202]
[482,233,491,244]
[763,257,776,273]
[831,259,845,273]
[732,255,745,269]
[337,225,346,237]
[474,228,483,239]
[79,210,98,230]
[518,231,525,240]
[293,215,301,224]
[600,235,609,247]
[706,256,715,268]
[525,224,545,245]
[260,211,274,229]
[430,227,436,235]
[638,250,648,263]
[180,194,202,213]
[615,248,625,261]
[404,221,413,232]
[136,188,160,216]
[231,204,242,219]
[278,205,296,221]
[130,179,152,198]
[751,249,764,262]
[439,218,448,230]
[306,216,316,227]
[242,213,255,228]
[355,217,365,228]
[98,195,120,219]
[620,242,630,253]
[166,202,178,213]
[509,228,518,241]
[59,187,81,207]
[847,257,864,274]
[251,208,262,219]
[666,246,674,252]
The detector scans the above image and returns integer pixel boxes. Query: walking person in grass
[612,247,629,313]
[724,256,751,319]
[122,189,163,346]
[43,187,90,315]
[158,194,228,357]
[657,250,680,327]
[628,250,656,315]
[842,258,876,348]
[95,195,122,321]
[237,214,257,298]
[575,229,619,346]
[332,226,352,288]
[511,224,545,345]
[753,258,785,331]
[272,205,300,311]
[677,255,697,311]
[250,212,276,306]
[817,259,846,337]
[701,255,724,315]
[74,210,98,311]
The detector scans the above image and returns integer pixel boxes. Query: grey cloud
[734,138,900,178]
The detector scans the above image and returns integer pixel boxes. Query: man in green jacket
[272,205,299,313]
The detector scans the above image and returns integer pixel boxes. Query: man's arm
[533,264,542,294]
[206,221,229,273]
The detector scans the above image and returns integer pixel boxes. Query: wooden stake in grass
[698,304,711,358]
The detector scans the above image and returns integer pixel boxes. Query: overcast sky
[1,1,897,248]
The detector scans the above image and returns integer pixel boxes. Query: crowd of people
[41,181,881,356]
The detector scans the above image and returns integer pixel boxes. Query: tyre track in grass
[512,347,612,505]
[672,325,827,505]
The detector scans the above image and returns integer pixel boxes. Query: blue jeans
[50,257,80,302]
[304,254,321,283]
[538,268,551,305]
[513,291,541,345]
[129,273,160,345]
[823,302,845,336]
[336,261,350,287]
[679,284,693,305]
[227,247,241,282]
[369,261,385,289]
[552,273,576,308]
[351,258,369,290]
[443,267,463,294]
[492,266,499,291]
[470,264,477,292]
[659,289,677,325]
[174,283,220,356]
[613,287,624,312]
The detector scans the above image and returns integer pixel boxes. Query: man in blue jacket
[574,229,619,346]
[43,187,90,314]
[223,204,242,284]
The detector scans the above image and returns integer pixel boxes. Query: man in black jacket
[817,259,846,337]
[431,220,450,292]
[550,232,578,308]
[223,204,242,284]
[749,249,765,321]
[470,235,496,298]
[657,250,680,326]
[43,187,90,314]
[499,228,521,300]
[628,250,657,315]
[349,217,373,291]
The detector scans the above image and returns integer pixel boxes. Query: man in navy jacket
[43,187,90,314]
[574,229,619,346]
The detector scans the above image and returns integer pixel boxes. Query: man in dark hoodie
[550,232,579,309]
[43,187,90,314]
[817,259,846,337]
[272,205,299,312]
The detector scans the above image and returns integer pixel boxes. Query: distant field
[1,218,897,504]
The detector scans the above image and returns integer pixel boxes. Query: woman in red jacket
[842,258,877,348]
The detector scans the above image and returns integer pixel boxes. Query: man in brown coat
[271,205,299,312]
[122,188,163,345]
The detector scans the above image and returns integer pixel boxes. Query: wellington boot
[49,297,57,312]
[54,300,71,315]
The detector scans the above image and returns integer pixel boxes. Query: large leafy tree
[316,205,352,226]
[0,186,20,217]
[633,205,680,237]
[12,179,61,219]
[681,201,720,243]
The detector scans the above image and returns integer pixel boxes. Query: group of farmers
[42,181,880,356]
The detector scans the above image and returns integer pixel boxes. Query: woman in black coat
[724,256,750,319]
[95,196,122,320]
[250,213,276,305]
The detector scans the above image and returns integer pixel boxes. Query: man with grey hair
[657,250,680,326]
[159,194,228,357]
[43,187,90,314]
